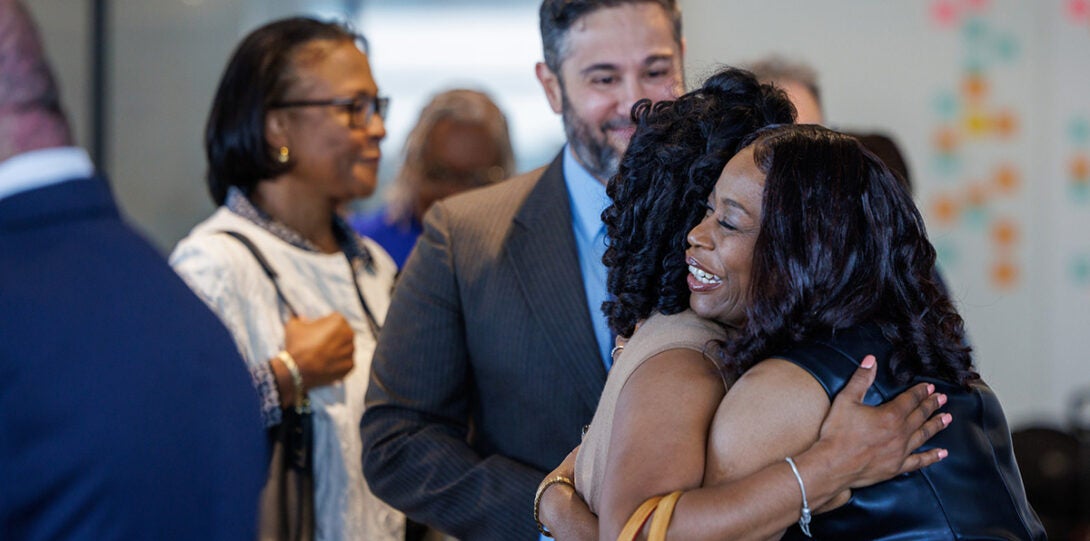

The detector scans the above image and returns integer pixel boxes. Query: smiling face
[267,39,385,204]
[685,146,765,327]
[536,2,684,183]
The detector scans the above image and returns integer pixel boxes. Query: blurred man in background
[0,1,264,537]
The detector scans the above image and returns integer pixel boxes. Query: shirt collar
[562,145,611,239]
[225,186,374,273]
[0,147,94,202]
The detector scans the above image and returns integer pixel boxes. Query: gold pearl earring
[277,146,290,164]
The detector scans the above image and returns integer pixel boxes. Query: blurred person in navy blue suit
[0,1,265,538]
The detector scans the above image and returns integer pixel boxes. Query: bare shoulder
[599,345,726,538]
[732,358,831,406]
[620,346,724,405]
[610,311,727,408]
[704,358,831,485]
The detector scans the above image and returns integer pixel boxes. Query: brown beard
[559,90,631,183]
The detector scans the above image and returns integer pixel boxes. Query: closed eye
[701,200,737,231]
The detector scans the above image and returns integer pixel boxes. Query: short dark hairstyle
[602,67,796,337]
[204,17,363,205]
[539,0,682,75]
[721,125,976,386]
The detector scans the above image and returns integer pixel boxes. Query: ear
[535,62,564,115]
[265,109,291,150]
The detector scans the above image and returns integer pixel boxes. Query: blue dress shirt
[538,148,614,541]
[562,146,614,371]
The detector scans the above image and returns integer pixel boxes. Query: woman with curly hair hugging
[537,69,1043,540]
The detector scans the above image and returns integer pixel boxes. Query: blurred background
[24,0,1090,532]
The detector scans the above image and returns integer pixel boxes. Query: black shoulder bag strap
[345,252,382,339]
[222,230,380,341]
[221,230,299,319]
[222,230,315,541]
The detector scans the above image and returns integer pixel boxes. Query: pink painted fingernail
[941,413,952,425]
[861,356,875,369]
[937,393,947,406]
[937,449,948,459]
[927,383,935,394]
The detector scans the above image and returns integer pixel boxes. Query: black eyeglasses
[270,95,389,128]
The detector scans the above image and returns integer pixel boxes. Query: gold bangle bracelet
[533,475,576,537]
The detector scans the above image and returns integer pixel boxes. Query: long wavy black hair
[602,67,796,337]
[719,125,977,386]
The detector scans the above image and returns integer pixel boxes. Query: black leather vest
[776,324,1045,541]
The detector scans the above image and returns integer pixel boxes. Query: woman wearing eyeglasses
[170,17,403,541]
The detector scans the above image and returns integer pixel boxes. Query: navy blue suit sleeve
[0,179,266,540]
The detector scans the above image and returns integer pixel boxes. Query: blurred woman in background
[352,88,515,267]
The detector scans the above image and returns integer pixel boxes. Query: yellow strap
[648,490,683,541]
[617,495,664,541]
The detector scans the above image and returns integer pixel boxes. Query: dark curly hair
[602,67,796,337]
[719,125,977,386]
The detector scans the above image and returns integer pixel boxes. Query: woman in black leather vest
[688,124,1042,539]
[540,119,1044,539]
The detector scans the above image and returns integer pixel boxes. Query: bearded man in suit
[361,1,686,539]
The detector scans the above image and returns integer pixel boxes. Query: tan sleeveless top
[574,310,723,513]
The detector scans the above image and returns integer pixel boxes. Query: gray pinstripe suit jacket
[362,153,608,540]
